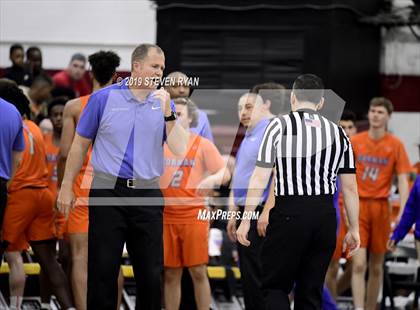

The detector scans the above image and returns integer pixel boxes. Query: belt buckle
[127,178,136,188]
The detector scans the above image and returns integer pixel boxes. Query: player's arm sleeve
[76,94,102,140]
[256,118,281,168]
[396,140,412,174]
[12,118,25,152]
[392,177,420,243]
[337,127,356,174]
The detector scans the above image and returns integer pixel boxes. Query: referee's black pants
[87,175,164,310]
[261,195,336,310]
[237,205,265,310]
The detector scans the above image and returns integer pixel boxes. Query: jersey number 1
[28,132,35,155]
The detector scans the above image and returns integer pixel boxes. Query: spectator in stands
[166,71,214,142]
[20,75,53,124]
[4,44,31,86]
[53,53,91,97]
[51,87,76,101]
[23,46,47,86]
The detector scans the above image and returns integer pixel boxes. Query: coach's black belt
[93,172,159,189]
[122,178,159,189]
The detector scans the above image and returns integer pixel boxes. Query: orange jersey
[73,95,93,200]
[160,134,225,223]
[351,131,411,199]
[8,120,48,192]
[44,133,59,196]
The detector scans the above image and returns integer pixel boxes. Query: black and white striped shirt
[256,109,356,196]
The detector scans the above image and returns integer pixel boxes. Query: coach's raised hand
[155,87,189,156]
[152,87,172,117]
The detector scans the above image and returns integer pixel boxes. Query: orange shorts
[54,211,66,239]
[65,205,89,234]
[164,222,209,268]
[3,187,56,251]
[359,198,391,254]
[6,239,29,252]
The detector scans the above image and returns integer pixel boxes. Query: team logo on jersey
[358,155,388,166]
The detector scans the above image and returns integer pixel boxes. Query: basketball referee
[237,74,360,309]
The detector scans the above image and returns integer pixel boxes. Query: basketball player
[57,50,122,310]
[351,98,411,310]
[160,97,229,310]
[0,80,74,310]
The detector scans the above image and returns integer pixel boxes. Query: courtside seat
[1,263,241,280]
[0,263,40,275]
[381,245,420,310]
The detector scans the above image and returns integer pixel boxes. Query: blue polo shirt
[76,79,175,179]
[190,110,214,142]
[0,98,25,180]
[232,118,272,206]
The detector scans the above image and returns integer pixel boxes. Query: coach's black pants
[237,205,265,310]
[87,175,164,310]
[261,196,336,310]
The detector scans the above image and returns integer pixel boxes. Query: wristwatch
[164,111,177,122]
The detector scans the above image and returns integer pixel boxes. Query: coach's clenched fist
[152,88,172,117]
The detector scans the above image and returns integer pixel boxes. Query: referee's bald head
[292,74,324,105]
